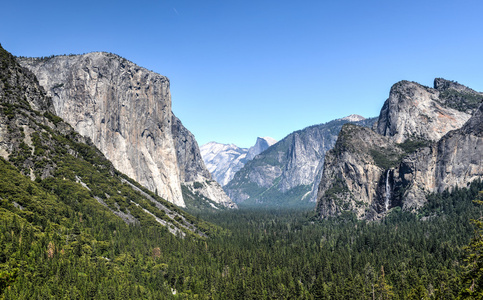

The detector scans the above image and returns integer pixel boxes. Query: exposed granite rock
[316,124,405,219]
[201,142,248,186]
[224,117,376,206]
[1,44,208,236]
[434,78,483,114]
[0,49,54,114]
[376,80,474,143]
[172,115,235,208]
[0,45,59,175]
[19,53,185,206]
[246,137,277,160]
[18,53,235,208]
[317,78,483,219]
[336,114,366,122]
[397,102,483,210]
[172,114,211,182]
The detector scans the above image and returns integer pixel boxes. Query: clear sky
[1,0,482,148]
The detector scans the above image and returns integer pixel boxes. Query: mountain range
[316,78,483,219]
[5,44,483,217]
[222,115,377,207]
[200,137,277,186]
[2,42,483,298]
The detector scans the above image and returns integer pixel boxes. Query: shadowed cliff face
[18,53,235,208]
[317,79,483,220]
[316,124,405,219]
[171,115,236,209]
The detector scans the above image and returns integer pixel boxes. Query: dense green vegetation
[1,155,482,299]
[2,42,483,299]
[181,184,228,214]
[438,88,483,113]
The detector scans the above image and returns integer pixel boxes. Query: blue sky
[2,0,482,148]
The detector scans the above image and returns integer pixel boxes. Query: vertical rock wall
[18,53,233,208]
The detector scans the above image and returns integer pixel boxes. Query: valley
[1,41,483,299]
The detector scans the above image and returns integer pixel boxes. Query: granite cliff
[0,44,208,236]
[376,79,481,143]
[18,53,234,209]
[397,102,483,210]
[317,79,483,219]
[172,115,236,208]
[224,116,376,206]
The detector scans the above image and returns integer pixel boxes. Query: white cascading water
[385,169,391,211]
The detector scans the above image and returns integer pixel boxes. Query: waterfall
[385,169,391,211]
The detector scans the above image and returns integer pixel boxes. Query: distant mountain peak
[200,137,277,187]
[247,137,277,160]
[337,114,366,122]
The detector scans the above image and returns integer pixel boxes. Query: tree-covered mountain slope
[0,42,230,297]
[0,43,213,237]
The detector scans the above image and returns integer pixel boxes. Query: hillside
[0,43,225,297]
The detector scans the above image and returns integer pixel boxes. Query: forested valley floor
[1,167,483,299]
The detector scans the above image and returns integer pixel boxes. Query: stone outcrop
[316,124,405,219]
[224,117,376,206]
[317,79,483,219]
[246,137,277,160]
[376,80,475,143]
[18,53,234,208]
[397,102,483,210]
[172,115,236,208]
[434,78,483,114]
[1,44,207,236]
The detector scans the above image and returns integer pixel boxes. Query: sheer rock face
[376,80,474,143]
[171,115,236,208]
[317,79,483,219]
[18,53,234,208]
[398,103,483,210]
[316,124,404,219]
[224,117,376,205]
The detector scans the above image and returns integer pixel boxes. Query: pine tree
[373,266,394,300]
[460,194,483,298]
